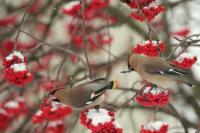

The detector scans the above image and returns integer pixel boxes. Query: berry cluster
[173,53,197,69]
[1,96,27,117]
[32,100,72,123]
[0,96,28,132]
[135,86,171,107]
[44,120,65,133]
[125,0,165,22]
[132,40,166,56]
[140,121,168,133]
[3,51,33,86]
[62,0,110,20]
[170,28,190,37]
[61,0,114,57]
[80,108,122,133]
[70,30,112,51]
[0,16,17,27]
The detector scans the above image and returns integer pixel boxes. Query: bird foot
[94,105,100,112]
[104,104,118,112]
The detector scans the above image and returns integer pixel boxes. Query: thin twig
[135,0,162,56]
[105,11,112,79]
[67,113,80,133]
[15,0,36,50]
[81,0,92,79]
[55,57,67,81]
[167,103,189,133]
[167,34,200,59]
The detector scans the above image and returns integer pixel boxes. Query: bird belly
[143,74,177,89]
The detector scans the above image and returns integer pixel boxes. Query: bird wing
[144,61,190,76]
[91,77,106,83]
[64,80,108,107]
[77,78,106,87]
[85,86,108,105]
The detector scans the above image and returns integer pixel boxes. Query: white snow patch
[140,40,161,46]
[143,1,160,9]
[62,1,80,11]
[48,120,63,127]
[50,101,65,111]
[10,63,27,72]
[143,86,167,95]
[148,1,160,8]
[143,121,167,131]
[36,110,43,116]
[4,101,19,108]
[6,51,24,61]
[101,34,111,41]
[86,108,112,126]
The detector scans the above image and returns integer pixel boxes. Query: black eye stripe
[52,98,60,103]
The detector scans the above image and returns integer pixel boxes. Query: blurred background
[0,0,200,133]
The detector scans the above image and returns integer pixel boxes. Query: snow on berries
[0,96,28,132]
[44,120,65,133]
[61,0,113,53]
[61,1,81,17]
[170,28,190,37]
[125,0,155,9]
[4,63,33,86]
[32,110,45,124]
[80,108,123,133]
[32,100,72,123]
[3,51,27,68]
[135,86,171,107]
[125,0,165,22]
[62,0,110,20]
[2,96,27,117]
[2,51,33,86]
[173,53,197,69]
[132,40,166,57]
[140,121,169,133]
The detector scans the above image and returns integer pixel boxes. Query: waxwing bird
[49,78,119,110]
[128,54,193,89]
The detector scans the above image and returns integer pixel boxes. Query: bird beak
[112,80,120,89]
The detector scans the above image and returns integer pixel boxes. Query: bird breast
[139,71,177,89]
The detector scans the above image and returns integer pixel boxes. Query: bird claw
[105,104,118,112]
[94,105,100,112]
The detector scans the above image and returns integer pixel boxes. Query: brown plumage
[50,79,119,110]
[128,54,193,89]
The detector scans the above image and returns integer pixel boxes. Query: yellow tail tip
[113,80,120,89]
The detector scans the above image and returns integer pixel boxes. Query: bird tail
[109,80,120,89]
[183,81,195,88]
[86,80,119,105]
[176,78,195,88]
